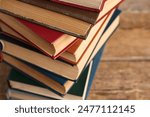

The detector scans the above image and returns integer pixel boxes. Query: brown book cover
[19,0,99,24]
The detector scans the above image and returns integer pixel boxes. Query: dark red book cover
[17,18,65,43]
[0,20,78,60]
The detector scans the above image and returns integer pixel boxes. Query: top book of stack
[0,0,123,39]
[51,0,106,12]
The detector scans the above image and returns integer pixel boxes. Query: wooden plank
[88,61,150,100]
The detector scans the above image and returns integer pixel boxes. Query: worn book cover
[51,0,106,12]
[19,0,103,24]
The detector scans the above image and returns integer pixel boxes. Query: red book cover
[0,19,78,60]
[17,18,65,43]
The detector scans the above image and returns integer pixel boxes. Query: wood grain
[88,28,150,100]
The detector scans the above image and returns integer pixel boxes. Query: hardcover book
[19,0,104,24]
[3,53,74,95]
[51,0,105,12]
[0,22,27,43]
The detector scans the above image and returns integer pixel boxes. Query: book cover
[51,0,106,12]
[19,0,102,24]
[85,45,105,99]
[16,18,72,44]
[0,21,28,43]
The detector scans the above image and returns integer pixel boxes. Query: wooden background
[0,0,150,100]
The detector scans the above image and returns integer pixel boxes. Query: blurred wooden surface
[121,0,150,11]
[88,28,150,100]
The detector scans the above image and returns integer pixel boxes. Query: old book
[7,89,51,100]
[0,10,120,80]
[0,12,77,59]
[7,62,92,100]
[19,0,104,24]
[0,22,27,43]
[0,9,115,64]
[0,0,124,39]
[4,53,74,95]
[52,0,105,12]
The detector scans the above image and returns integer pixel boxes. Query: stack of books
[0,0,124,100]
